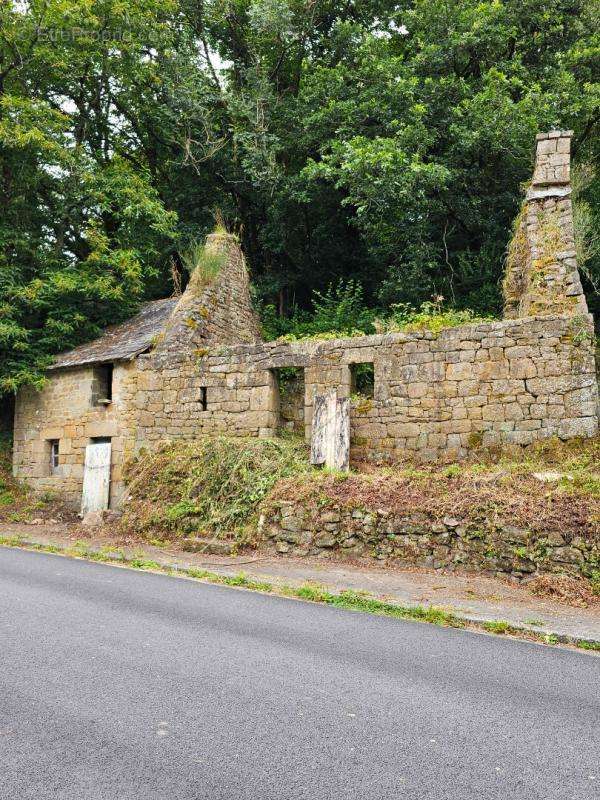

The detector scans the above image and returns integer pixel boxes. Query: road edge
[1,534,599,655]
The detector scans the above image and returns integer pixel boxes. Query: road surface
[1,547,598,799]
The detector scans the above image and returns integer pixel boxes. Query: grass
[180,241,227,290]
[0,533,598,656]
[379,300,493,336]
[482,620,514,635]
[577,640,600,652]
[421,434,600,491]
[121,436,312,545]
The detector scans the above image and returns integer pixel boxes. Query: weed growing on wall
[503,205,528,315]
[180,241,227,290]
[377,298,493,335]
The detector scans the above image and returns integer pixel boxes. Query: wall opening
[0,394,14,435]
[350,362,374,399]
[48,439,60,475]
[91,364,113,406]
[273,367,305,434]
[199,386,208,411]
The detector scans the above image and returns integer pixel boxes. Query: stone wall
[262,500,600,582]
[12,362,138,508]
[133,312,598,463]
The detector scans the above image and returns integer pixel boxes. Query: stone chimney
[158,232,263,353]
[503,130,588,319]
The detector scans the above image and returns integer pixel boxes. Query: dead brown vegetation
[527,574,599,608]
[268,468,600,541]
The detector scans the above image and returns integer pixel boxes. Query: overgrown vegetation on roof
[180,242,227,291]
[263,280,494,342]
[376,298,493,335]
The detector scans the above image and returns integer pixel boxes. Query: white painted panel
[310,391,350,471]
[81,442,112,515]
[333,396,350,471]
[310,393,328,466]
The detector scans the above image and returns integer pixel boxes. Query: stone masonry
[12,361,137,508]
[12,131,600,509]
[504,131,588,319]
[132,312,598,464]
[262,501,600,582]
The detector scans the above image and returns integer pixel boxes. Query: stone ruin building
[12,131,600,511]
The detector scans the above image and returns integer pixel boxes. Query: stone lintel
[525,186,571,201]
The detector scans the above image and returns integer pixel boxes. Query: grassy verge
[1,534,598,655]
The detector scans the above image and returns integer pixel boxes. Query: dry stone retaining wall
[263,501,600,582]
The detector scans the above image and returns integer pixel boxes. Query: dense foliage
[1,0,599,394]
[121,436,311,543]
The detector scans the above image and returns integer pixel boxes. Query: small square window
[48,440,60,474]
[350,362,374,399]
[199,387,208,411]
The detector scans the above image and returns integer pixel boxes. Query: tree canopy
[1,0,599,394]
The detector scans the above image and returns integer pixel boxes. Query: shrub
[121,436,312,544]
[262,279,376,341]
[377,297,493,335]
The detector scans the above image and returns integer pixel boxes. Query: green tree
[0,0,178,392]
[1,0,599,396]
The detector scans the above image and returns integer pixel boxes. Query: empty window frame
[272,367,305,433]
[350,362,375,399]
[92,364,113,406]
[48,439,60,474]
[199,386,208,411]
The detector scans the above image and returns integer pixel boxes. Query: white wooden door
[310,391,350,471]
[81,441,112,515]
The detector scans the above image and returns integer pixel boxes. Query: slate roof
[49,298,178,370]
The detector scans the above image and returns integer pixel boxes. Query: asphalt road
[1,548,599,800]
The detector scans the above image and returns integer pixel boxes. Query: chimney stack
[503,130,588,319]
